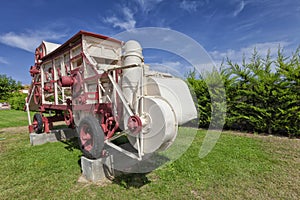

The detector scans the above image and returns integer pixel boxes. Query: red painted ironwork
[29,66,40,77]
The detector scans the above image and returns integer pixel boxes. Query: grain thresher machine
[26,30,197,161]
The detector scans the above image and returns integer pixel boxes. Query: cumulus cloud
[0,30,65,52]
[104,7,136,31]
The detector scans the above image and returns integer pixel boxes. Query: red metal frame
[27,31,123,138]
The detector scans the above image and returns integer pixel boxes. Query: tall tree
[0,74,22,101]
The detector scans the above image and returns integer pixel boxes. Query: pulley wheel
[128,97,178,153]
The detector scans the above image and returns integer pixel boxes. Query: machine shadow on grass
[61,137,81,152]
[108,153,169,188]
[60,136,169,188]
[106,151,170,188]
[112,173,151,189]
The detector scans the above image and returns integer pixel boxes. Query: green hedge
[188,48,300,137]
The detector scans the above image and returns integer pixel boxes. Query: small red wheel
[33,113,43,133]
[127,115,142,135]
[64,109,73,126]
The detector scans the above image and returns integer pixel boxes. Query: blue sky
[0,0,299,84]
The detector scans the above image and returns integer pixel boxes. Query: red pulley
[127,115,142,134]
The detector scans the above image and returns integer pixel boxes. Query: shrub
[0,74,22,101]
[188,47,300,137]
[8,93,27,110]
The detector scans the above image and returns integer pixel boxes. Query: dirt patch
[0,121,68,135]
[0,126,28,134]
[260,135,300,163]
[223,130,300,141]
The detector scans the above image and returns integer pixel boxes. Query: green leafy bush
[188,47,300,137]
[7,93,27,110]
[0,74,22,101]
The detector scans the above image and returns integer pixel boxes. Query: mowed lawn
[0,109,33,128]
[0,110,299,199]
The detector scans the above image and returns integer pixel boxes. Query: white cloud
[148,61,193,78]
[179,0,200,12]
[0,30,65,52]
[210,41,290,66]
[103,1,165,30]
[134,0,164,13]
[104,7,136,31]
[233,0,245,16]
[0,57,9,65]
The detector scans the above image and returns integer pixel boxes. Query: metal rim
[77,115,105,159]
[64,109,73,126]
[33,85,42,105]
[79,124,93,152]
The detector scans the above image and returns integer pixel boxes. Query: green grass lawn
[0,126,299,199]
[0,110,33,128]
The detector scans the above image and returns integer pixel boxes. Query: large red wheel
[78,116,104,159]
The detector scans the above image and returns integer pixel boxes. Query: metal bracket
[105,141,142,161]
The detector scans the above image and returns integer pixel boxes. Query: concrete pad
[81,156,115,182]
[30,128,76,146]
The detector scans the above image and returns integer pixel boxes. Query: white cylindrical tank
[121,40,144,108]
[123,40,143,67]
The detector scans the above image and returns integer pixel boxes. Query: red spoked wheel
[33,85,42,105]
[64,109,73,126]
[78,116,105,159]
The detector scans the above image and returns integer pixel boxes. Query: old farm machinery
[26,30,197,161]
